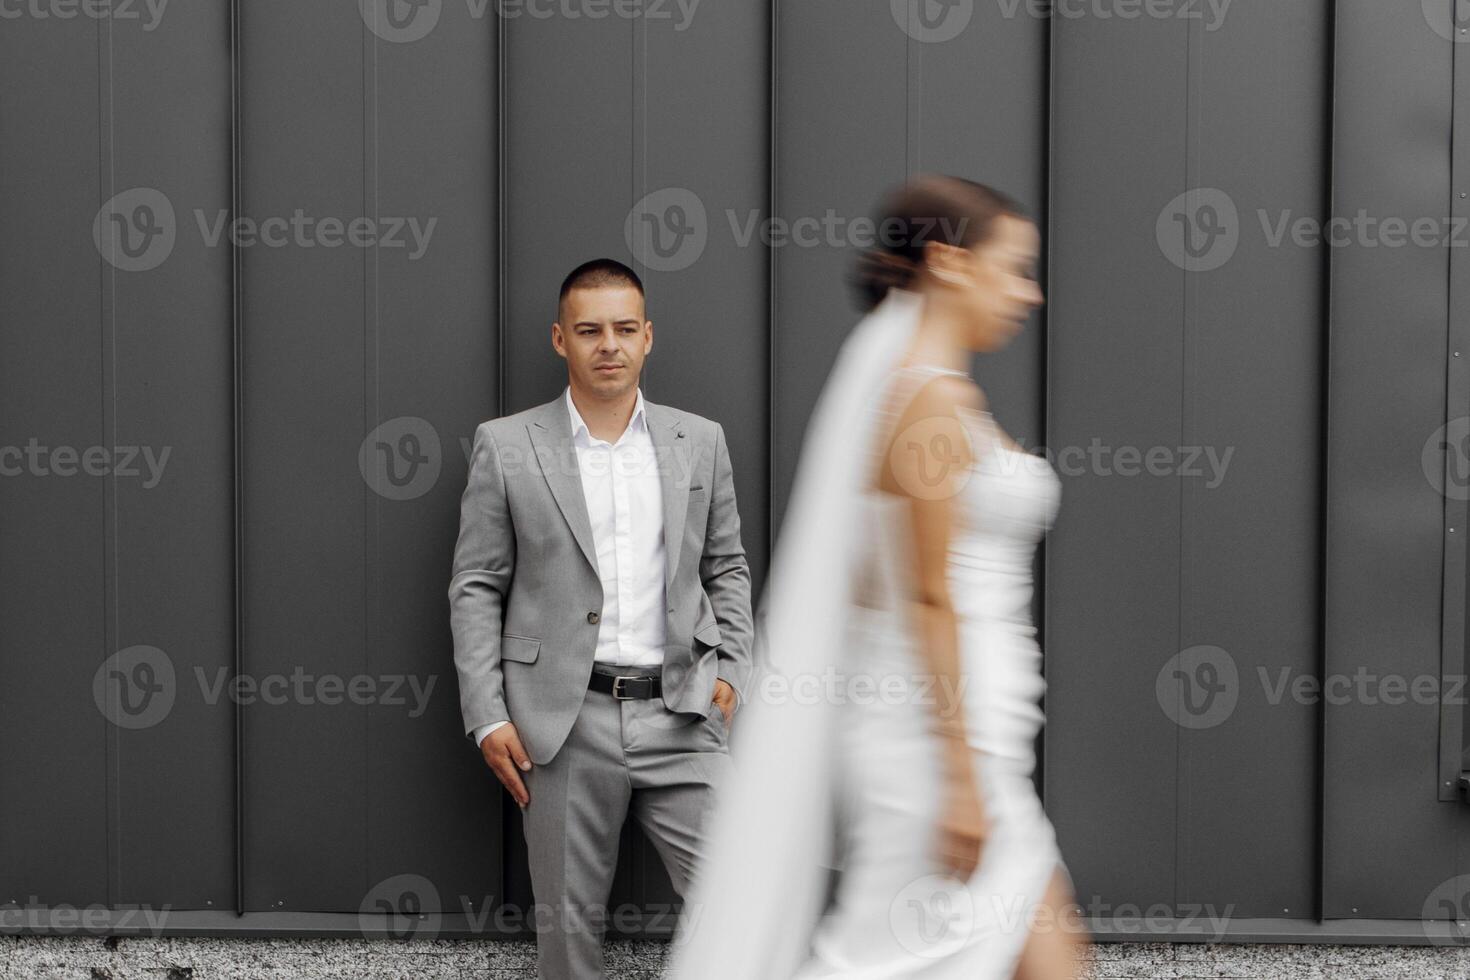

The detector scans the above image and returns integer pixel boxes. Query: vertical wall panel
[367,0,503,919]
[1172,0,1326,916]
[0,4,235,910]
[240,0,370,911]
[111,0,237,909]
[1046,4,1190,911]
[242,0,500,913]
[1322,0,1469,919]
[772,2,907,538]
[0,11,110,908]
[1050,0,1326,920]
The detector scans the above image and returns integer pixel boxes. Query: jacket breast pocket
[500,634,541,664]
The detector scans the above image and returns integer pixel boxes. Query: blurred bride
[666,175,1088,979]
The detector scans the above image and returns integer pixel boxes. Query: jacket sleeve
[450,422,516,742]
[699,422,755,704]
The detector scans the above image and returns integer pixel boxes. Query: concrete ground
[5,936,1470,979]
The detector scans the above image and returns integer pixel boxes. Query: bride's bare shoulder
[874,370,983,497]
[899,369,985,419]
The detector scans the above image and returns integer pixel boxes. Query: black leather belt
[588,668,663,700]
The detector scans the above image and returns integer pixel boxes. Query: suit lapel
[525,393,690,584]
[647,400,689,584]
[526,397,599,574]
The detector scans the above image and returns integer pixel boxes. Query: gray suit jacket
[449,393,755,765]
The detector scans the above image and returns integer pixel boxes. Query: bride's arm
[882,372,990,878]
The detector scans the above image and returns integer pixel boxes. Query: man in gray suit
[450,258,754,980]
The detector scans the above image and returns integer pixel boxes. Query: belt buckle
[611,675,647,700]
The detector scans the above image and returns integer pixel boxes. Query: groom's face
[553,285,653,398]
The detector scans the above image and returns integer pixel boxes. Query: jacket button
[587,611,600,624]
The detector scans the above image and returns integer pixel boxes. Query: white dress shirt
[473,386,669,747]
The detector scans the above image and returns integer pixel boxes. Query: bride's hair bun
[847,175,1028,312]
[851,248,918,310]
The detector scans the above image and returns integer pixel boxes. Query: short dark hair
[558,258,645,319]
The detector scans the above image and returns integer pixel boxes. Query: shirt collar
[565,385,648,445]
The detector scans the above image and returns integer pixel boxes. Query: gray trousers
[521,666,732,980]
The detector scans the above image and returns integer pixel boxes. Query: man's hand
[712,678,737,729]
[480,723,533,808]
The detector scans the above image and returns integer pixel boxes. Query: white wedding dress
[663,291,1069,980]
[791,364,1069,979]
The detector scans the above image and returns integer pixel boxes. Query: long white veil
[665,287,926,979]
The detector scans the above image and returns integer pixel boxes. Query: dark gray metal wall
[237,0,502,915]
[1045,0,1327,918]
[2,0,1468,937]
[0,0,237,910]
[1320,0,1470,920]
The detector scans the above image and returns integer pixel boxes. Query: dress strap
[895,363,969,379]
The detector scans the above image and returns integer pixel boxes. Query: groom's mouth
[594,364,624,374]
